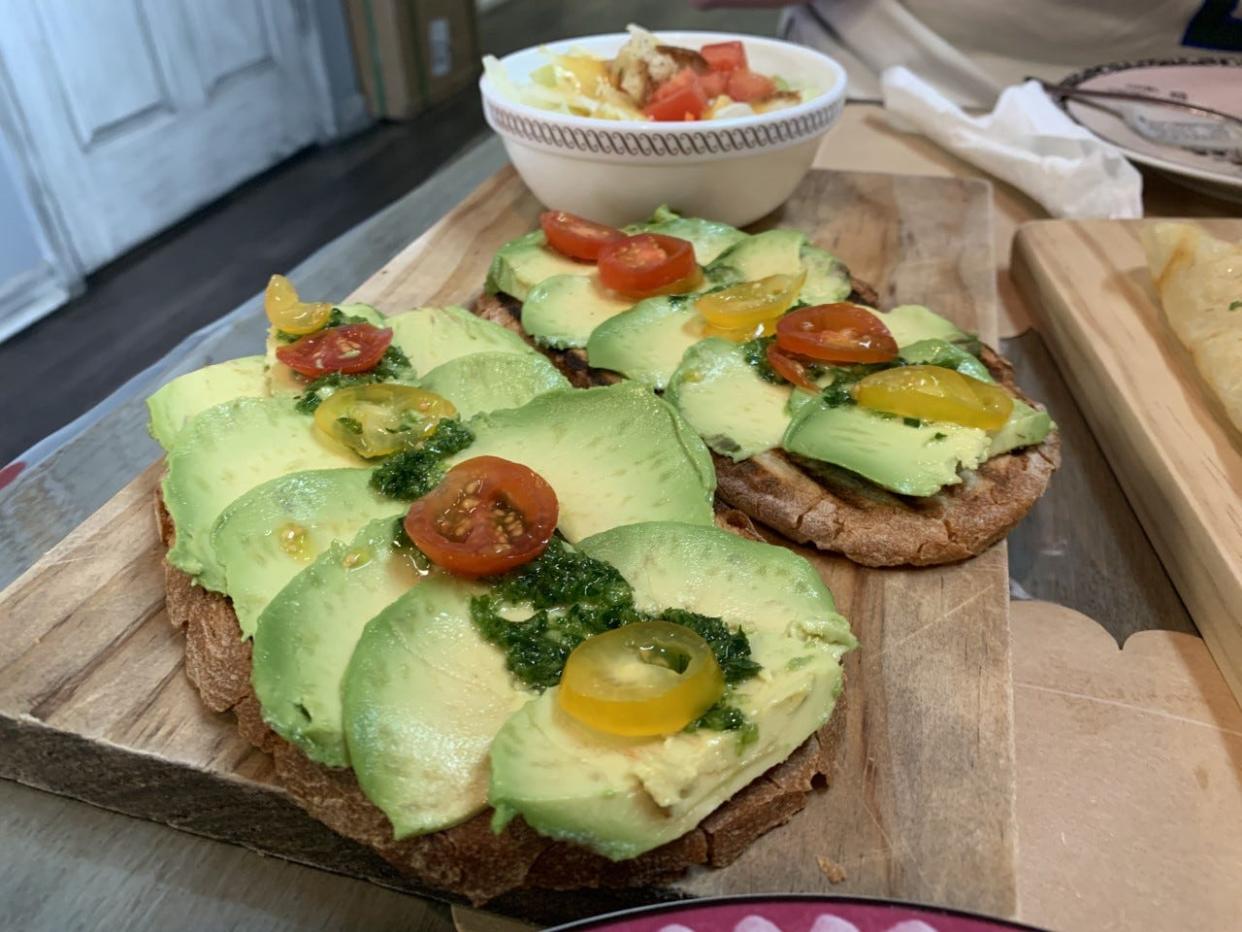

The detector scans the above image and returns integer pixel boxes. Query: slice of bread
[157,496,846,906]
[472,293,1059,566]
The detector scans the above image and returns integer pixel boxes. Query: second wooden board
[1013,218,1242,704]
[0,169,1018,923]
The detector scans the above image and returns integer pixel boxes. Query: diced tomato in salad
[700,41,747,73]
[637,39,784,122]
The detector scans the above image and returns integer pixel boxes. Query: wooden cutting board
[1013,218,1242,705]
[0,168,1018,924]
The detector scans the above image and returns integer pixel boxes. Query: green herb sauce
[369,418,474,500]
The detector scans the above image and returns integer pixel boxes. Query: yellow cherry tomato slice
[558,621,725,737]
[313,383,456,458]
[265,274,332,335]
[695,272,805,331]
[853,365,1013,431]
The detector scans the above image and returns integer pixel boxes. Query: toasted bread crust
[158,495,845,904]
[472,293,1059,566]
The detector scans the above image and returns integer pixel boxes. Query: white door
[0,0,332,272]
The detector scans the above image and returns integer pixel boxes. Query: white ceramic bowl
[480,31,847,227]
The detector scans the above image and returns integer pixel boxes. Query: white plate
[1057,58,1242,203]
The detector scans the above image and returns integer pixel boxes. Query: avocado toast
[148,283,855,904]
[474,209,1060,566]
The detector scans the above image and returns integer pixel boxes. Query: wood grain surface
[1013,219,1242,704]
[0,168,1019,922]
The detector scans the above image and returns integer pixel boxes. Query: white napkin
[881,66,1143,219]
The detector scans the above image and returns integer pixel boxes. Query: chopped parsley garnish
[326,307,371,328]
[369,418,474,500]
[293,345,413,414]
[903,417,922,428]
[337,416,363,435]
[1229,300,1241,312]
[469,539,763,733]
[932,431,948,441]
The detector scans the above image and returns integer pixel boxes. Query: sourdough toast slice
[472,293,1059,566]
[157,496,846,906]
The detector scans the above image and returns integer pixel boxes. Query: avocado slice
[210,469,403,638]
[147,356,267,451]
[868,304,970,348]
[387,305,538,375]
[251,516,426,767]
[455,382,716,541]
[899,338,993,382]
[489,522,854,861]
[585,295,704,389]
[486,230,591,302]
[162,397,362,590]
[343,573,533,837]
[706,229,851,305]
[782,400,992,497]
[666,339,792,462]
[520,274,634,349]
[626,206,747,265]
[989,398,1054,457]
[419,351,570,419]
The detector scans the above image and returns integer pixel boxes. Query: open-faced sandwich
[474,208,1060,566]
[147,277,856,904]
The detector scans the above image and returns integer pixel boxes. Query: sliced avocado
[989,399,1053,457]
[251,517,425,767]
[265,304,387,397]
[585,295,703,389]
[782,400,991,497]
[210,469,402,638]
[343,573,532,837]
[387,305,537,375]
[486,230,590,301]
[799,242,853,305]
[868,304,969,348]
[899,338,993,382]
[147,356,267,451]
[666,339,792,462]
[706,230,851,305]
[163,397,361,589]
[626,206,747,265]
[419,351,570,419]
[455,382,715,542]
[520,274,633,349]
[489,522,853,861]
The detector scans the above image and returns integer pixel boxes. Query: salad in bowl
[485,24,818,123]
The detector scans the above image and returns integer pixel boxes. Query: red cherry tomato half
[776,304,899,364]
[403,456,559,578]
[276,323,393,378]
[598,233,699,298]
[726,69,776,104]
[701,40,747,73]
[644,69,708,121]
[766,344,819,391]
[539,210,624,262]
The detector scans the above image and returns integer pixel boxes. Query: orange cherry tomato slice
[264,274,332,335]
[539,210,624,262]
[854,365,1014,431]
[597,233,699,298]
[696,272,804,331]
[776,304,899,364]
[557,621,725,737]
[701,40,747,73]
[403,456,558,578]
[766,344,820,391]
[275,323,393,378]
[643,68,708,121]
